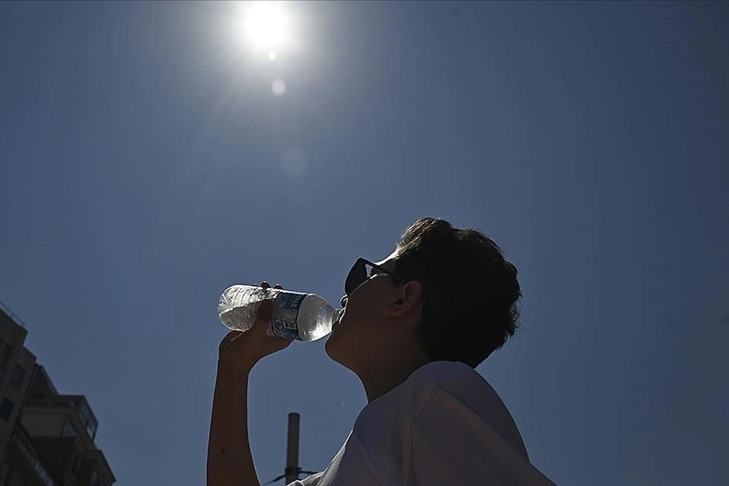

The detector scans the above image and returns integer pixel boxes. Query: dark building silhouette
[0,302,115,486]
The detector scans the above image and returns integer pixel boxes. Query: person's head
[325,217,521,377]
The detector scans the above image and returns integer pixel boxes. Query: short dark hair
[392,217,521,367]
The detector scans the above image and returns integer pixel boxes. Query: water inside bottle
[219,301,261,332]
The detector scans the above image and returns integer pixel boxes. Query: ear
[384,280,423,319]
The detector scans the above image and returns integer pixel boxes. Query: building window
[78,399,98,440]
[0,399,13,421]
[0,343,9,370]
[62,420,77,438]
[9,366,24,391]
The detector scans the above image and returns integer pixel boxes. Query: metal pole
[285,412,300,484]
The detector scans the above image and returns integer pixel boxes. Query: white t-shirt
[288,361,555,486]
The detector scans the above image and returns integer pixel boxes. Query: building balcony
[26,395,98,441]
[9,426,57,486]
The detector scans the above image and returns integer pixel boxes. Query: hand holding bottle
[218,282,342,341]
[217,282,293,372]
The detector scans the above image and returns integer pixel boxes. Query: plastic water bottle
[217,285,342,341]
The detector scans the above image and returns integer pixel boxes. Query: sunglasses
[345,257,408,295]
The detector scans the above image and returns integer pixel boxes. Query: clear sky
[1,2,728,485]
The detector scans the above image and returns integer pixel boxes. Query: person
[208,217,556,486]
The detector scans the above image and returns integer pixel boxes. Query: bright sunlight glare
[244,2,288,51]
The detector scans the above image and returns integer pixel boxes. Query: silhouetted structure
[0,302,115,486]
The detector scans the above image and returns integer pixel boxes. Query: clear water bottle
[217,285,342,341]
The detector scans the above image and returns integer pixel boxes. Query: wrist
[217,358,256,376]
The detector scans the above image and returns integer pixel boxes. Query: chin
[324,329,338,355]
[324,331,354,370]
[324,333,334,355]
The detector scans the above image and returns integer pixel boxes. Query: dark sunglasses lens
[345,260,367,295]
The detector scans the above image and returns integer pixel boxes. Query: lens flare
[271,79,286,97]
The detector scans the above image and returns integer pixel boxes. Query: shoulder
[351,361,484,443]
[402,360,498,409]
[408,360,488,388]
[405,361,528,456]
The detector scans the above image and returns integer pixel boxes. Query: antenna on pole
[285,412,301,484]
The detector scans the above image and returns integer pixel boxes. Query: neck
[358,351,430,403]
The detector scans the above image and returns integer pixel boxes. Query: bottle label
[270,292,307,339]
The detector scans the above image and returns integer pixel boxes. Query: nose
[340,295,348,307]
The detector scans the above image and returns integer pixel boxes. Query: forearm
[207,363,260,486]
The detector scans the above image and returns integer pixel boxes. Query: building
[0,302,115,486]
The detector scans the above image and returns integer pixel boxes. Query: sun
[244,2,288,51]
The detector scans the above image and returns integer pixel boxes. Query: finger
[251,299,274,334]
[261,281,270,289]
[274,283,283,290]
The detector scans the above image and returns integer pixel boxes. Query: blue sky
[1,2,728,485]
